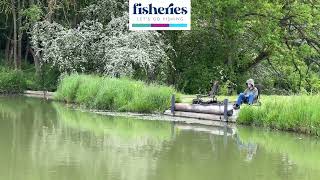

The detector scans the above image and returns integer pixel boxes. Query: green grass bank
[237,95,320,136]
[55,74,181,113]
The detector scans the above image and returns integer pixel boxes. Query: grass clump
[0,68,26,94]
[75,75,102,107]
[55,74,180,113]
[94,78,119,110]
[237,95,320,136]
[94,78,144,111]
[55,74,81,102]
[127,85,176,113]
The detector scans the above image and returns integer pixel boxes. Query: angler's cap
[246,79,255,86]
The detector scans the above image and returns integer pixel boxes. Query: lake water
[0,96,319,180]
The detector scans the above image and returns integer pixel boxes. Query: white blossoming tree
[30,0,171,79]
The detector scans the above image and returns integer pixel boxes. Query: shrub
[0,68,26,94]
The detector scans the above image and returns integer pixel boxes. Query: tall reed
[55,74,180,113]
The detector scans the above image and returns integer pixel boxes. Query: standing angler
[233,79,258,110]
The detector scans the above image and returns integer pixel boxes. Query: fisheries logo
[129,0,191,30]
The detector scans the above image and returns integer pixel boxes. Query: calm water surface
[0,96,319,180]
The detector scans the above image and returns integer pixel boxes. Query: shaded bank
[237,95,320,136]
[0,67,59,93]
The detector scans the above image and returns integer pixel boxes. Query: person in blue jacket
[233,79,258,110]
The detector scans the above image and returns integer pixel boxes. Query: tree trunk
[25,42,30,64]
[72,0,78,26]
[5,39,10,62]
[28,0,42,74]
[11,0,18,70]
[46,0,56,22]
[17,0,22,69]
[8,40,14,66]
[30,48,41,74]
[5,28,12,63]
[237,50,270,74]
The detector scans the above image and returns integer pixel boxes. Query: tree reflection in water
[0,97,319,180]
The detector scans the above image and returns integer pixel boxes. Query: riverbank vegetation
[55,74,180,113]
[237,96,320,136]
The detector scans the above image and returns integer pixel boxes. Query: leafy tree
[165,0,320,94]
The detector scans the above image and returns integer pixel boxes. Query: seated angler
[233,79,258,110]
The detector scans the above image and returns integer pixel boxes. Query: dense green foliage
[0,68,25,93]
[55,74,181,113]
[237,95,320,135]
[0,65,59,93]
[166,0,320,94]
[23,65,60,91]
[1,0,319,94]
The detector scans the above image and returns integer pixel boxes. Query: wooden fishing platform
[164,95,239,122]
[22,91,238,125]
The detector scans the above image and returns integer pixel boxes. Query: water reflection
[32,103,174,180]
[235,134,258,162]
[237,127,320,173]
[0,97,319,180]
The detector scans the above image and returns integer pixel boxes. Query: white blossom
[30,1,170,78]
